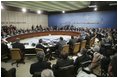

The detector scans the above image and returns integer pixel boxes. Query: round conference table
[5,31,81,55]
[6,31,80,42]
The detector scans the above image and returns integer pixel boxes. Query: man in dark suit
[54,52,73,68]
[1,67,16,77]
[52,52,74,76]
[12,38,25,53]
[1,40,11,61]
[85,33,91,48]
[74,48,91,72]
[55,37,66,56]
[36,39,46,53]
[30,52,51,76]
[12,38,25,63]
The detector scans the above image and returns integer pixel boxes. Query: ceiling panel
[2,1,91,12]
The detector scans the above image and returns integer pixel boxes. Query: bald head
[36,51,45,61]
[41,69,54,77]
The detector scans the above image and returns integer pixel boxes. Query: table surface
[5,31,80,49]
[6,31,80,42]
[7,35,71,49]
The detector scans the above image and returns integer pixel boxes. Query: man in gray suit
[68,36,77,55]
[55,37,66,56]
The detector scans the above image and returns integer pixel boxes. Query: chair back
[61,45,69,54]
[73,43,80,54]
[10,48,22,60]
[57,65,75,77]
[35,48,47,61]
[35,48,44,54]
[80,40,87,50]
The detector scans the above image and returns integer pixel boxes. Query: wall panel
[1,10,48,29]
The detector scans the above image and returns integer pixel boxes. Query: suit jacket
[36,43,46,52]
[68,39,76,46]
[58,40,66,46]
[30,61,51,75]
[1,43,10,55]
[85,35,90,45]
[56,40,66,52]
[68,39,77,50]
[55,58,73,68]
[74,54,91,69]
[12,42,25,53]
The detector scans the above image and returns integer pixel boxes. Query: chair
[55,65,76,77]
[61,45,69,54]
[73,42,80,54]
[11,48,24,67]
[80,40,87,50]
[1,67,16,77]
[1,47,11,62]
[35,48,44,54]
[35,48,48,60]
[1,52,10,62]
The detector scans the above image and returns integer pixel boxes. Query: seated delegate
[30,51,51,77]
[52,37,66,57]
[53,52,73,69]
[12,38,25,63]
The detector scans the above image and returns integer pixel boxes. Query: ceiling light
[62,11,65,13]
[94,7,97,11]
[22,8,26,13]
[37,10,41,14]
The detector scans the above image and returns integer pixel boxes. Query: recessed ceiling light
[22,8,26,13]
[62,11,65,13]
[37,10,41,14]
[94,7,97,11]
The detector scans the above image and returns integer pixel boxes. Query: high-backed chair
[35,48,48,61]
[1,52,10,62]
[73,42,80,54]
[35,48,44,54]
[11,48,24,67]
[1,67,16,77]
[55,65,75,77]
[80,40,87,50]
[61,45,69,54]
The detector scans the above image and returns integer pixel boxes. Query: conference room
[1,1,117,77]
